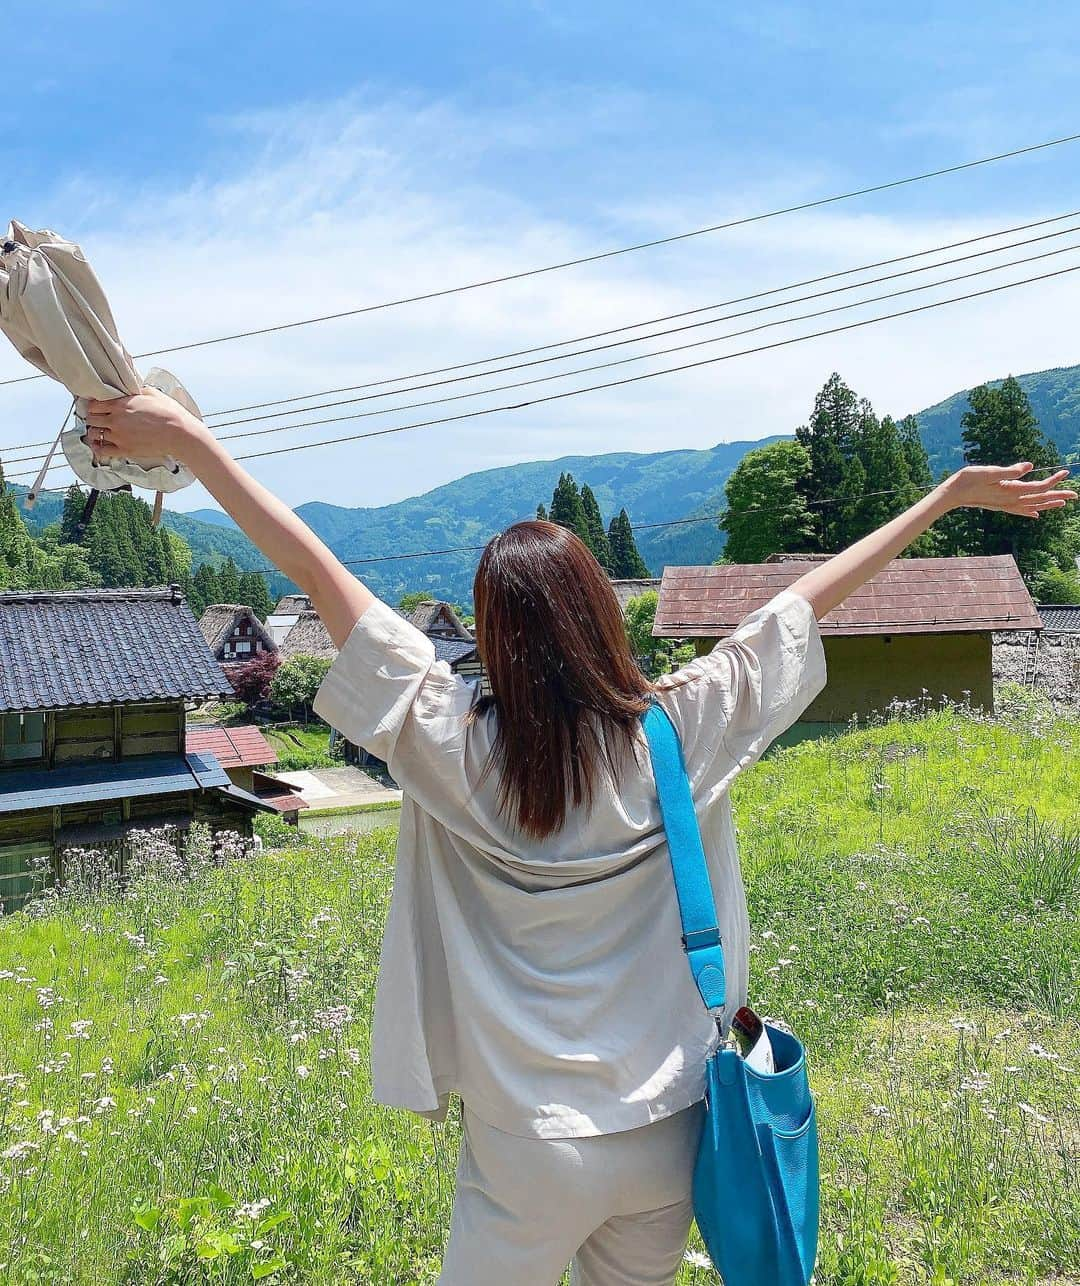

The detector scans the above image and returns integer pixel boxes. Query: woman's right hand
[942,462,1077,517]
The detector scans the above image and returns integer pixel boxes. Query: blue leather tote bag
[642,703,819,1286]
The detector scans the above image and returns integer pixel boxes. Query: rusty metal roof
[185,724,277,769]
[653,555,1041,638]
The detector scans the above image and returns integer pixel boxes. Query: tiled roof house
[0,587,274,911]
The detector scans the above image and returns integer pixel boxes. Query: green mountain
[11,359,1080,607]
[10,484,292,599]
[290,437,788,604]
[916,364,1080,473]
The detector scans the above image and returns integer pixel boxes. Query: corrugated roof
[185,724,277,768]
[0,588,233,712]
[0,752,231,815]
[252,770,309,814]
[1038,604,1080,633]
[654,555,1040,638]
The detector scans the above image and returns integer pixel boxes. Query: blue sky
[4,1,1080,513]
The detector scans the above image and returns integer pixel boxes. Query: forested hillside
[0,476,279,617]
[917,364,1080,472]
[5,358,1080,608]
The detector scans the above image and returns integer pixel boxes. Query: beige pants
[438,1100,705,1286]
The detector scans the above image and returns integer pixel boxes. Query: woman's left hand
[83,388,211,464]
[944,462,1078,517]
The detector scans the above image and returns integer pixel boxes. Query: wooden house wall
[692,630,994,722]
[25,701,185,768]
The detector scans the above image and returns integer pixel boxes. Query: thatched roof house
[198,605,277,663]
[609,577,660,613]
[277,610,338,662]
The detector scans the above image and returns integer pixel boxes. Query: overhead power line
[5,207,1079,463]
[8,236,1080,477]
[196,207,1080,421]
[9,259,1080,487]
[8,206,1080,462]
[1,129,1079,392]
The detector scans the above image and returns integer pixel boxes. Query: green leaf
[207,1182,235,1210]
[132,1206,161,1233]
[252,1255,287,1280]
[256,1210,292,1234]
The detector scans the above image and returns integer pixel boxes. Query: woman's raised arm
[84,388,374,647]
[790,463,1077,620]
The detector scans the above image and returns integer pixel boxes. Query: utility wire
[1,129,1079,391]
[9,260,1080,486]
[8,236,1080,476]
[5,205,1080,460]
[197,206,1080,420]
[204,221,1080,432]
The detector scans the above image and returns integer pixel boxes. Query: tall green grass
[0,698,1076,1283]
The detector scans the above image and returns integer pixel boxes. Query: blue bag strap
[641,702,727,1014]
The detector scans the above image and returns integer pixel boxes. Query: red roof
[654,555,1041,638]
[185,724,277,769]
[252,770,309,814]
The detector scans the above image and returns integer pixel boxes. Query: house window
[235,641,252,654]
[0,712,45,763]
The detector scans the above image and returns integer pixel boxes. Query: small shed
[198,604,277,663]
[184,724,308,822]
[653,555,1040,732]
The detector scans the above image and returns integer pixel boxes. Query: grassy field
[260,725,338,772]
[0,694,1077,1284]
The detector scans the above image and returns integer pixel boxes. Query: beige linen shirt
[312,588,826,1139]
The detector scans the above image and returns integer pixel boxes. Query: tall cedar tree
[790,373,937,556]
[607,509,650,578]
[580,483,614,572]
[795,373,860,550]
[945,376,1063,578]
[548,472,590,544]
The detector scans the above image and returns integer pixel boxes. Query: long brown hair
[472,520,653,839]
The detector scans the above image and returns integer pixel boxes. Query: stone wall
[993,631,1080,707]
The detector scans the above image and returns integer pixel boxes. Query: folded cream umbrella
[0,220,199,524]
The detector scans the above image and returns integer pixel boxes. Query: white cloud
[3,89,1079,516]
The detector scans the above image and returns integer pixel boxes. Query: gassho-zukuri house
[0,587,276,911]
[652,554,1041,739]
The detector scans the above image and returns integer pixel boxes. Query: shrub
[269,655,332,721]
[225,651,281,705]
[253,811,305,849]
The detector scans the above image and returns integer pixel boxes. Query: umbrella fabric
[0,221,197,509]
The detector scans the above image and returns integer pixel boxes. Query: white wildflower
[238,1197,271,1220]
